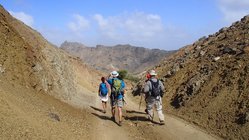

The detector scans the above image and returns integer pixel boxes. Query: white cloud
[93,12,165,41]
[218,0,249,23]
[40,11,189,50]
[9,11,34,27]
[68,14,90,32]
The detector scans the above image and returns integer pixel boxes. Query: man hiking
[144,70,165,125]
[98,77,110,113]
[107,71,125,126]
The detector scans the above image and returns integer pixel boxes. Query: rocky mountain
[0,4,102,114]
[134,15,249,139]
[60,42,175,74]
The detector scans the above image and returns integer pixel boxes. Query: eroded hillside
[134,15,249,139]
[0,5,101,105]
[61,42,175,74]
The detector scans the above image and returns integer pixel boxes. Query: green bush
[118,70,140,83]
[118,70,128,80]
[126,74,140,83]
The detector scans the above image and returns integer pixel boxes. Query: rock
[48,113,60,121]
[0,64,5,73]
[222,47,236,55]
[213,57,220,61]
[200,50,206,56]
[243,46,249,53]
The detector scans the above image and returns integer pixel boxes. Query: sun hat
[111,71,119,77]
[149,70,157,76]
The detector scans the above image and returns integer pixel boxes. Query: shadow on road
[124,116,148,121]
[124,115,163,125]
[91,113,121,126]
[90,106,103,113]
[91,112,111,121]
[126,109,146,115]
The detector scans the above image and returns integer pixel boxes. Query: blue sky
[1,0,249,50]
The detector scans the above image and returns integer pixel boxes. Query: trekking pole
[138,93,143,110]
[136,93,143,126]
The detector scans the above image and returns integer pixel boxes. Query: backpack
[100,83,108,96]
[150,79,161,97]
[111,78,122,97]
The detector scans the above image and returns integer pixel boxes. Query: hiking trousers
[146,96,164,121]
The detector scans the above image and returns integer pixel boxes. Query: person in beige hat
[144,70,165,125]
[107,71,126,126]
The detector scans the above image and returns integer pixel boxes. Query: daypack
[100,83,108,96]
[111,78,122,97]
[150,79,161,97]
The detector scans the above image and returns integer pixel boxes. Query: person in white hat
[144,70,165,125]
[107,71,126,126]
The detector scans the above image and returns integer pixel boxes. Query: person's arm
[121,81,126,94]
[159,80,165,91]
[105,81,111,96]
[144,81,150,93]
[159,80,165,97]
[98,84,101,96]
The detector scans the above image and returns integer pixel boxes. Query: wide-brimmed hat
[149,70,157,76]
[111,71,119,77]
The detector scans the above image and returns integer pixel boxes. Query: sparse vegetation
[118,70,140,83]
[125,74,140,83]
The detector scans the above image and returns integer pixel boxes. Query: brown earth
[0,78,221,140]
[60,41,175,74]
[0,4,221,140]
[134,15,249,139]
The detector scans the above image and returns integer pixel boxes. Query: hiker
[98,77,110,113]
[144,71,151,114]
[144,70,165,125]
[107,71,126,126]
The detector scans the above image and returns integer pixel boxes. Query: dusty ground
[0,78,222,140]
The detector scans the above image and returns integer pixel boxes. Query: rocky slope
[134,15,249,139]
[0,5,102,105]
[60,42,175,74]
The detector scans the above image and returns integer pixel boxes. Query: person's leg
[110,97,116,121]
[118,107,122,122]
[117,99,124,125]
[102,101,105,112]
[104,102,107,113]
[146,99,155,121]
[102,101,107,113]
[112,106,115,117]
[155,98,165,124]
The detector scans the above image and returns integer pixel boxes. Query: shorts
[100,94,108,102]
[110,98,123,108]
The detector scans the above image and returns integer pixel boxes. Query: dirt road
[89,93,222,140]
[0,80,221,140]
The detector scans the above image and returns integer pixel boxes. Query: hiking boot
[118,121,122,126]
[111,116,115,122]
[145,109,148,114]
[160,120,165,125]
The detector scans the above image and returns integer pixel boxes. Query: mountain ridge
[60,41,176,74]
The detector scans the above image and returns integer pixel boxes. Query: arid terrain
[1,4,248,140]
[134,15,249,139]
[60,41,175,74]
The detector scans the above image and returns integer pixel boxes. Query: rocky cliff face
[0,5,100,106]
[133,15,249,139]
[61,42,175,74]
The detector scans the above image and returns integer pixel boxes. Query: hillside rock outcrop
[134,15,249,139]
[61,42,175,74]
[0,5,100,106]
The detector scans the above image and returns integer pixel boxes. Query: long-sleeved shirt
[144,77,164,97]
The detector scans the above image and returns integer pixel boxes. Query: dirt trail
[89,93,222,140]
[0,79,221,140]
